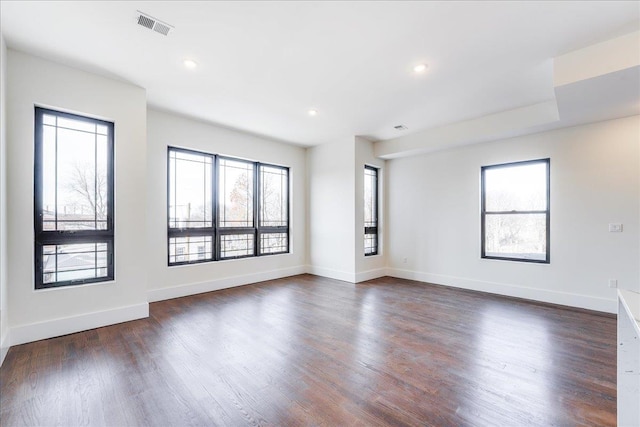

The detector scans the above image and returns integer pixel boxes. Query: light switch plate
[609,223,623,232]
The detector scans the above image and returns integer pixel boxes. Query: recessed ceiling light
[183,59,198,69]
[413,63,428,73]
[308,109,318,116]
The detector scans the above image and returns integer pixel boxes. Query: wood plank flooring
[0,275,616,426]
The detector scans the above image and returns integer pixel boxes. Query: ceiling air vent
[394,125,408,131]
[136,11,174,36]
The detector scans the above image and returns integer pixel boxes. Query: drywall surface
[387,116,639,312]
[307,139,356,281]
[6,50,148,342]
[554,30,640,87]
[146,109,306,300]
[0,32,9,362]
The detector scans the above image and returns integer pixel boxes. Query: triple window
[168,147,289,265]
[481,158,550,263]
[34,107,115,289]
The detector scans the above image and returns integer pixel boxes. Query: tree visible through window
[259,165,289,254]
[219,158,255,258]
[167,147,289,265]
[481,158,550,263]
[34,107,115,288]
[168,149,214,264]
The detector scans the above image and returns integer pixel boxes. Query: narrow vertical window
[364,166,378,256]
[34,107,114,288]
[481,158,550,263]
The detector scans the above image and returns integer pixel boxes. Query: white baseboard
[0,331,9,367]
[148,265,307,303]
[304,266,386,284]
[10,303,149,347]
[387,268,616,313]
[305,265,356,283]
[355,268,387,283]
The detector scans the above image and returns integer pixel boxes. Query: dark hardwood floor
[0,275,616,426]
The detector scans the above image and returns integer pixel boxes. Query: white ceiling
[1,1,638,146]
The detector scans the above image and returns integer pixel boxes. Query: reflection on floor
[0,274,616,426]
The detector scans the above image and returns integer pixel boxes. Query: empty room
[0,1,639,426]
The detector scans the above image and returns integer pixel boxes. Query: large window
[34,107,115,289]
[481,158,550,263]
[168,147,289,265]
[168,149,214,264]
[364,166,379,256]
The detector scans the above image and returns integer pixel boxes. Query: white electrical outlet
[608,279,618,288]
[402,257,407,264]
[609,223,623,232]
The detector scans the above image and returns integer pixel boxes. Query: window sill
[480,256,550,265]
[34,279,116,293]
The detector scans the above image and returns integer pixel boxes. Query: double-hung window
[34,107,115,289]
[481,158,550,263]
[167,147,289,265]
[364,165,379,256]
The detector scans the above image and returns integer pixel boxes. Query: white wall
[6,50,149,345]
[355,136,386,281]
[307,139,356,281]
[386,116,639,313]
[307,136,388,283]
[0,32,9,364]
[553,30,640,87]
[146,109,306,302]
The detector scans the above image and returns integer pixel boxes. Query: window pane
[364,167,378,256]
[260,165,287,227]
[484,214,547,261]
[220,233,254,258]
[43,114,56,126]
[364,233,377,255]
[219,159,253,228]
[169,236,213,264]
[484,162,547,212]
[57,116,96,133]
[260,232,288,254]
[364,167,377,228]
[96,124,108,135]
[41,116,109,231]
[96,134,108,228]
[42,125,57,230]
[168,150,213,229]
[56,127,98,230]
[42,243,109,284]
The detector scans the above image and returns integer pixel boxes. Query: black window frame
[364,165,379,256]
[257,162,290,257]
[481,158,550,264]
[167,147,216,266]
[167,146,290,266]
[34,107,115,289]
[218,155,257,260]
